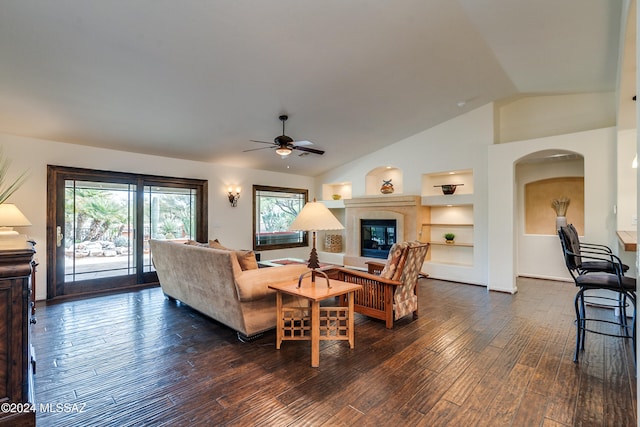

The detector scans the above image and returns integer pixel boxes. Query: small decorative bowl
[433,184,464,195]
[332,194,342,200]
[441,185,457,195]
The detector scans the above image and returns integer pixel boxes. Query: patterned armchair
[336,241,430,329]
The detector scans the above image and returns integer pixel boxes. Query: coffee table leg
[276,291,283,350]
[311,300,320,367]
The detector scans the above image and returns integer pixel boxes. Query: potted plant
[0,147,28,203]
[444,233,455,244]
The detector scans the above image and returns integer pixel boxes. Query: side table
[269,276,362,367]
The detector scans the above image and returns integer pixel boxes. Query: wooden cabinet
[0,236,35,426]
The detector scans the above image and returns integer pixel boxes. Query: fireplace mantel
[342,195,429,268]
[344,195,421,208]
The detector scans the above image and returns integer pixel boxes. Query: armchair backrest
[398,242,430,286]
[380,242,411,280]
[393,242,430,319]
[380,241,429,284]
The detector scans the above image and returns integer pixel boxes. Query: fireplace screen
[361,219,396,259]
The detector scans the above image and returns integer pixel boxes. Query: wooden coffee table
[269,276,362,367]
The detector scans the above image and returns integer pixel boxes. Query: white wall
[489,127,617,292]
[496,92,616,143]
[0,132,315,300]
[617,128,637,230]
[617,128,637,275]
[316,104,494,286]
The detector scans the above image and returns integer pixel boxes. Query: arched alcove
[365,166,403,195]
[488,128,614,294]
[514,149,585,280]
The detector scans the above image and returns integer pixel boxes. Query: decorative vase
[380,179,394,194]
[445,239,454,244]
[556,216,567,231]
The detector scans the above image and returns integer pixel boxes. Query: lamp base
[296,268,331,289]
[296,231,331,288]
[0,227,18,237]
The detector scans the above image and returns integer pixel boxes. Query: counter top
[616,230,637,251]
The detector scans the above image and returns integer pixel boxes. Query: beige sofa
[149,239,309,340]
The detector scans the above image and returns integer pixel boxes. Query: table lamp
[0,204,31,236]
[288,199,344,287]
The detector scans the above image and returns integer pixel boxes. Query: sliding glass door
[47,166,207,299]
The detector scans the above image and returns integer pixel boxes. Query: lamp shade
[0,204,31,227]
[288,201,344,232]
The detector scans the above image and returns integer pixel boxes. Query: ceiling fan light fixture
[276,147,292,157]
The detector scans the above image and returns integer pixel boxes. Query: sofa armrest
[234,264,309,301]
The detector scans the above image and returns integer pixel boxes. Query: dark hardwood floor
[31,277,636,426]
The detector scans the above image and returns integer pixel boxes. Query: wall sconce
[633,153,637,169]
[227,186,241,207]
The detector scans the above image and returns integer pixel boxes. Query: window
[253,185,308,251]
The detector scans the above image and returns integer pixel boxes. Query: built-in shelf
[421,194,474,206]
[320,199,345,209]
[430,242,474,247]
[317,251,345,266]
[425,260,474,267]
[421,169,473,197]
[421,169,475,270]
[321,182,352,202]
[424,223,473,227]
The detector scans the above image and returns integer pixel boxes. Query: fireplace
[360,219,396,259]
[343,195,428,269]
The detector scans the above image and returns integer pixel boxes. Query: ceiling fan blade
[242,146,274,153]
[293,140,313,146]
[250,140,276,145]
[293,145,325,155]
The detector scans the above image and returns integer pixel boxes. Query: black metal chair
[558,226,636,364]
[563,223,629,274]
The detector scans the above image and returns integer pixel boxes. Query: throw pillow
[209,239,229,250]
[235,250,258,270]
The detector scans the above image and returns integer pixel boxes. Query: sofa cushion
[185,240,209,247]
[234,264,309,302]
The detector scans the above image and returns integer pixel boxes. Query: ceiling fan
[244,115,325,158]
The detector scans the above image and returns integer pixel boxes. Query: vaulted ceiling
[0,0,626,176]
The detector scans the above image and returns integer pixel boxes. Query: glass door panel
[64,180,136,283]
[143,185,197,273]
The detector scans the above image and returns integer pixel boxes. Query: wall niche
[365,166,403,195]
[524,176,584,235]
